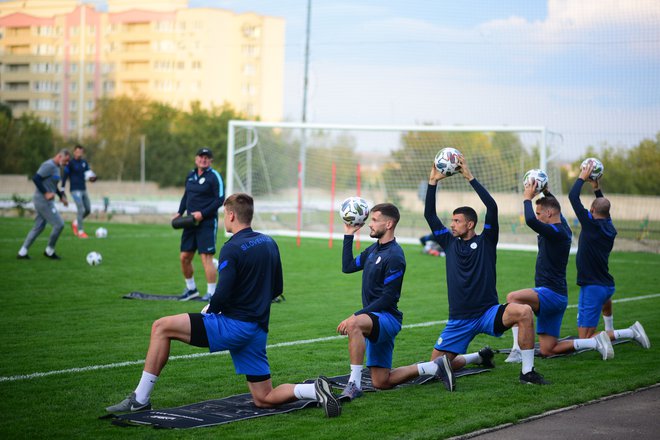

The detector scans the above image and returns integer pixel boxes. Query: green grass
[1,216,659,439]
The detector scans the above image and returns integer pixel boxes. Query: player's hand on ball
[344,222,363,235]
[429,165,446,183]
[523,180,537,200]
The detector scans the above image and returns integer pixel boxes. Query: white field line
[2,293,659,384]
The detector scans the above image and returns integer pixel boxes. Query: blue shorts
[365,312,401,369]
[202,313,270,376]
[181,218,217,254]
[577,285,615,328]
[435,304,503,354]
[534,287,568,338]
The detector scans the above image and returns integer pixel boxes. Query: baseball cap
[196,147,213,158]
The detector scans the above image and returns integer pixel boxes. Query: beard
[370,228,385,239]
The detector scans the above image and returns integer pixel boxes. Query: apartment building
[0,0,285,138]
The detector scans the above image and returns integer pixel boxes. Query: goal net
[227,121,563,249]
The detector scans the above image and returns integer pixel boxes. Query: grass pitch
[1,217,659,439]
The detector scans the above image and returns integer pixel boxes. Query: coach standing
[173,147,225,301]
[17,149,71,260]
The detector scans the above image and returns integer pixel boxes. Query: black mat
[106,367,490,429]
[122,291,205,302]
[496,336,631,358]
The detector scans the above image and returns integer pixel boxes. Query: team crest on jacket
[376,256,381,264]
[199,177,206,184]
[470,242,478,249]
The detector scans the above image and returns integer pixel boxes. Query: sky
[70,1,660,160]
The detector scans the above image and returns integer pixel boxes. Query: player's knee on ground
[371,376,394,390]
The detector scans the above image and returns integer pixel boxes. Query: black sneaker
[17,254,30,260]
[43,251,61,260]
[519,368,551,385]
[433,355,455,392]
[178,288,199,301]
[478,346,495,368]
[314,376,341,418]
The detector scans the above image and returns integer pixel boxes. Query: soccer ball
[581,157,604,180]
[95,227,108,238]
[340,197,370,226]
[84,170,97,181]
[434,147,463,176]
[523,169,549,195]
[86,251,102,266]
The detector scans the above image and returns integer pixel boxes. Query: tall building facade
[0,0,284,139]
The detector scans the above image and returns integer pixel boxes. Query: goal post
[227,121,563,250]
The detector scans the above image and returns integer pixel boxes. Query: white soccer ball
[434,147,463,176]
[95,227,108,238]
[340,197,370,226]
[580,157,604,180]
[523,169,549,195]
[84,170,96,181]
[86,251,102,266]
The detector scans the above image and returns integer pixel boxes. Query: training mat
[107,367,490,429]
[496,336,631,357]
[122,291,204,302]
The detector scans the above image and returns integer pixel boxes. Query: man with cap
[174,147,225,301]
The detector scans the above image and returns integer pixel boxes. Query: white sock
[603,315,614,332]
[614,328,634,340]
[463,352,480,365]
[293,383,317,400]
[573,338,597,350]
[521,349,535,374]
[134,371,158,404]
[511,325,520,351]
[45,246,55,256]
[18,247,28,256]
[207,283,216,296]
[349,364,363,388]
[185,277,196,291]
[417,361,438,376]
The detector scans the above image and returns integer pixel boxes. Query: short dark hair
[453,206,478,226]
[591,197,611,217]
[224,193,254,224]
[536,196,561,213]
[371,203,400,226]
[58,148,71,158]
[73,144,84,151]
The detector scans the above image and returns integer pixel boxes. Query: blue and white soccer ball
[86,251,103,266]
[340,197,370,226]
[523,169,549,195]
[581,157,604,180]
[434,147,463,176]
[95,227,108,238]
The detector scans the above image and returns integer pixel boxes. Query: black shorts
[188,313,209,347]
[180,218,217,254]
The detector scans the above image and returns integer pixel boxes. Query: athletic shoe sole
[315,376,341,418]
[631,321,651,349]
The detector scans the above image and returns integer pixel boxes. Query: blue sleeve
[207,247,237,314]
[342,235,368,273]
[568,178,592,224]
[273,242,284,299]
[32,173,48,194]
[355,255,405,316]
[200,171,223,219]
[524,200,560,237]
[61,165,70,188]
[424,184,453,249]
[471,178,499,241]
[178,191,187,215]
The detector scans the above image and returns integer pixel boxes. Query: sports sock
[207,283,216,296]
[18,247,28,257]
[521,349,535,374]
[349,364,363,388]
[417,361,438,376]
[603,315,614,332]
[293,383,317,400]
[185,277,196,291]
[45,246,55,256]
[613,328,634,340]
[134,371,158,404]
[573,338,597,350]
[511,325,520,351]
[463,352,480,365]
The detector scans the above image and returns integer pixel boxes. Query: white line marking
[2,293,659,383]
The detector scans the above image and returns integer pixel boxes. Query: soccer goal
[227,121,563,250]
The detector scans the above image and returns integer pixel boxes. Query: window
[242,63,255,76]
[86,81,94,92]
[86,99,95,111]
[242,25,261,38]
